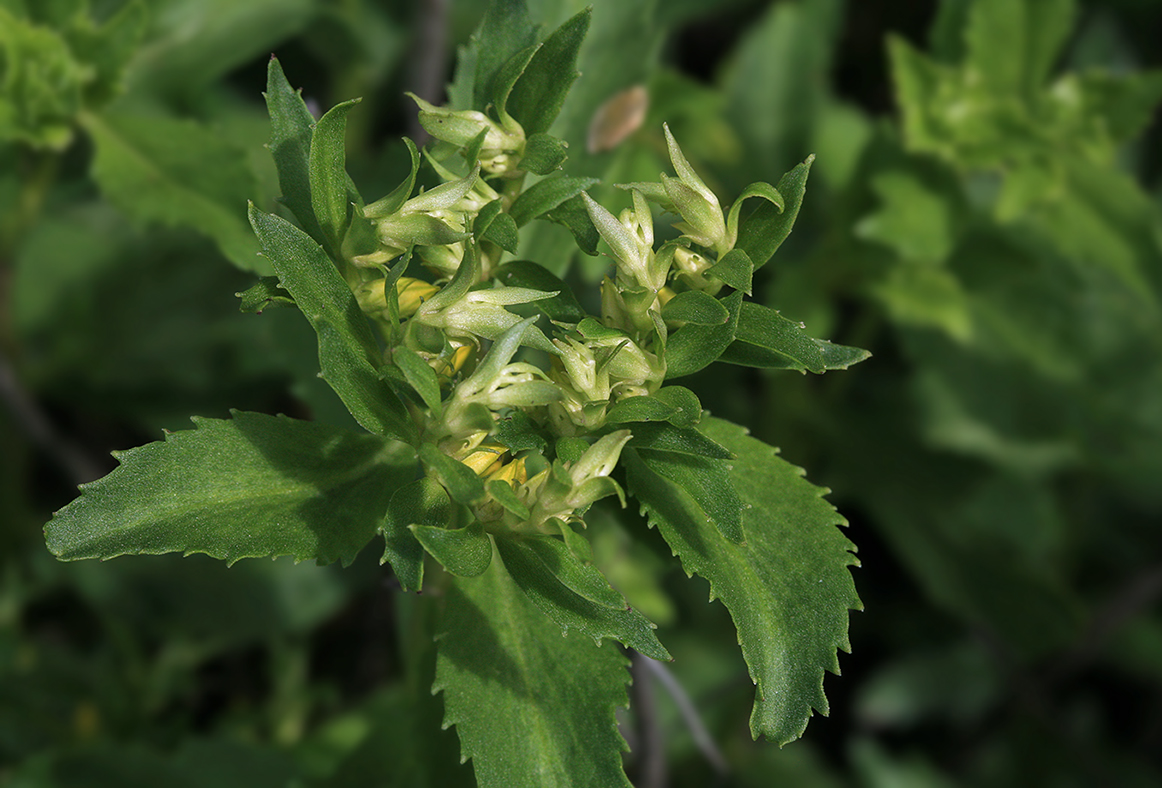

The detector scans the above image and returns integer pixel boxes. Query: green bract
[41,3,866,786]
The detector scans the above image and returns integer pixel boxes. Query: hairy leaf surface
[45,411,414,565]
[435,555,633,788]
[625,417,861,744]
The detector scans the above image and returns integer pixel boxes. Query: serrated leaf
[83,111,263,273]
[412,521,492,577]
[310,98,361,258]
[45,411,415,566]
[661,289,730,325]
[520,132,568,175]
[625,417,861,744]
[736,155,813,271]
[627,448,743,543]
[664,289,743,379]
[629,423,734,459]
[720,301,871,373]
[508,175,599,227]
[419,444,486,507]
[494,537,669,660]
[381,477,451,592]
[707,248,754,295]
[248,205,415,442]
[494,260,585,321]
[507,8,591,135]
[237,276,294,313]
[392,345,444,417]
[435,558,633,788]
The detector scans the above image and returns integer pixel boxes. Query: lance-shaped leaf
[494,260,585,321]
[725,181,784,250]
[45,411,416,566]
[625,417,861,745]
[392,345,444,417]
[475,201,519,253]
[249,205,415,443]
[493,536,669,661]
[664,289,743,379]
[543,193,600,255]
[512,534,628,609]
[381,477,452,592]
[310,98,360,258]
[605,386,702,428]
[265,57,324,245]
[419,444,486,507]
[660,290,730,325]
[509,175,598,226]
[720,302,871,373]
[629,423,733,459]
[411,520,492,577]
[507,8,591,135]
[364,138,421,218]
[736,155,813,270]
[706,247,754,295]
[435,558,633,788]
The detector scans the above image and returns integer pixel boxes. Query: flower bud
[408,94,526,175]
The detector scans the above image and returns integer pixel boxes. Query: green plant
[39,2,866,785]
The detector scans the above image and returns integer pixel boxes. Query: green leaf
[661,289,730,325]
[392,345,444,417]
[381,477,450,592]
[264,56,325,246]
[418,444,486,507]
[491,43,541,116]
[520,132,568,174]
[539,193,599,256]
[310,98,361,258]
[627,448,743,544]
[83,111,263,273]
[736,155,813,271]
[605,396,678,425]
[248,205,415,442]
[964,0,1075,96]
[511,534,628,609]
[726,181,784,248]
[507,8,591,135]
[494,408,548,453]
[494,537,669,661]
[651,386,703,427]
[480,207,520,253]
[707,247,754,295]
[629,423,734,459]
[664,289,743,379]
[494,260,585,321]
[720,301,871,373]
[487,479,530,519]
[236,276,294,313]
[625,417,861,744]
[450,0,539,113]
[365,138,421,218]
[435,559,633,788]
[411,521,492,577]
[45,411,415,566]
[509,174,599,227]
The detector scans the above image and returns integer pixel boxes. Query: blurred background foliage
[3,0,1162,785]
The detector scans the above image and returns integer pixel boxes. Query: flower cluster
[336,106,760,536]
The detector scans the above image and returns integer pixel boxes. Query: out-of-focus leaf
[45,411,414,566]
[84,111,263,273]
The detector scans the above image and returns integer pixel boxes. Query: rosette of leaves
[43,2,866,785]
